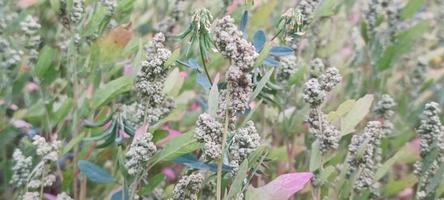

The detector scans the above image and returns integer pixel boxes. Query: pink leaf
[250,172,313,200]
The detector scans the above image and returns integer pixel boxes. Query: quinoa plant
[1,0,444,200]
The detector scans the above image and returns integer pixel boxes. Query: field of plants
[1,0,444,199]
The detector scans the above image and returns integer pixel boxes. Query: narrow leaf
[227,160,249,199]
[268,46,294,56]
[250,68,274,101]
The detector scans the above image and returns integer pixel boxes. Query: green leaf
[377,21,429,70]
[426,162,444,194]
[92,76,133,109]
[78,160,115,183]
[318,166,335,184]
[254,43,272,67]
[149,132,200,167]
[63,132,85,155]
[400,0,425,20]
[250,68,274,101]
[341,94,374,136]
[226,160,249,199]
[383,174,417,196]
[327,99,356,121]
[51,98,73,125]
[163,67,184,97]
[375,146,411,180]
[35,46,58,80]
[313,0,338,19]
[152,129,169,143]
[139,173,166,195]
[208,76,219,118]
[165,48,180,67]
[309,141,321,171]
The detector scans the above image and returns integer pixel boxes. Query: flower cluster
[280,0,322,48]
[414,102,444,200]
[27,135,61,190]
[125,133,157,175]
[71,0,84,25]
[304,59,342,154]
[276,55,298,82]
[101,0,117,14]
[212,16,258,125]
[20,15,41,61]
[194,113,224,160]
[228,121,261,169]
[374,94,396,136]
[32,135,61,162]
[306,110,340,154]
[347,121,382,196]
[296,0,322,27]
[365,0,385,36]
[0,38,23,69]
[57,192,73,200]
[410,58,428,96]
[127,33,175,126]
[278,8,305,36]
[172,172,205,200]
[416,102,443,158]
[22,192,40,200]
[10,149,33,188]
[304,59,341,106]
[309,58,325,78]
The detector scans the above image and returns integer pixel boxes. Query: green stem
[199,37,212,83]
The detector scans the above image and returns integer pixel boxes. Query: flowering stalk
[414,102,444,200]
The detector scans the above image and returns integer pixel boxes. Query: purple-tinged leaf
[247,172,313,200]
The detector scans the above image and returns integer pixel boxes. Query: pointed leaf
[341,94,374,136]
[250,68,274,101]
[208,75,220,117]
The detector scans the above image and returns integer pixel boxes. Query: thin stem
[199,37,212,83]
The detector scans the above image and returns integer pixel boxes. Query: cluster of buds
[10,149,32,188]
[0,38,23,69]
[20,15,41,61]
[194,113,224,160]
[126,33,175,126]
[365,0,386,36]
[228,121,261,170]
[71,0,84,25]
[304,58,342,154]
[374,94,396,136]
[125,133,157,175]
[212,16,258,126]
[172,172,205,200]
[414,102,444,200]
[276,55,298,82]
[347,121,383,197]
